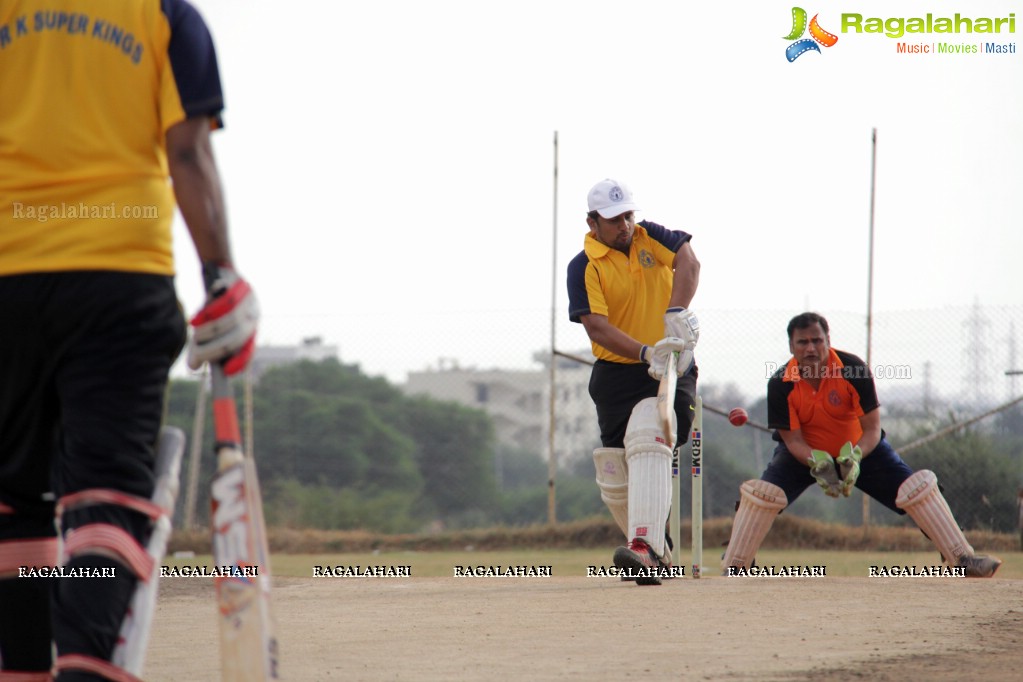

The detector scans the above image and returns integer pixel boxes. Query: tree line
[165,359,1023,534]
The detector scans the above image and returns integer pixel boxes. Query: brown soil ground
[148,575,1023,681]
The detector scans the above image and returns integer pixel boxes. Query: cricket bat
[657,351,679,448]
[209,364,279,680]
[659,351,681,566]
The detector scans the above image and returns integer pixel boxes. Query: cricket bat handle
[659,351,679,447]
[210,365,243,469]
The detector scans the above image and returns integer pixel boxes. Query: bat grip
[210,363,232,401]
[209,364,243,451]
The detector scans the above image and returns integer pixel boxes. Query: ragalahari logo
[784,7,838,61]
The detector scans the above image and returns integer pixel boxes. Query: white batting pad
[896,469,973,563]
[722,479,787,571]
[624,398,672,557]
[593,448,629,537]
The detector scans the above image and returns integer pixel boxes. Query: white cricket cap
[587,178,639,219]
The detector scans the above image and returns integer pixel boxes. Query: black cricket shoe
[957,554,1002,578]
[614,539,664,586]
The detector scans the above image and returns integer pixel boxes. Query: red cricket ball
[728,407,749,427]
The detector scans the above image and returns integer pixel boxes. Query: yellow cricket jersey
[567,221,691,363]
[0,0,224,276]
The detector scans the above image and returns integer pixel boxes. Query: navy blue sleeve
[162,0,224,123]
[767,371,794,432]
[837,350,880,413]
[567,250,592,323]
[639,220,691,252]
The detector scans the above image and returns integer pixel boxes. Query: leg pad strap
[0,672,53,681]
[62,525,153,582]
[56,487,169,581]
[54,654,141,682]
[57,490,163,522]
[0,538,58,577]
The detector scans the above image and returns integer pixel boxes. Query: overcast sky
[172,0,1022,390]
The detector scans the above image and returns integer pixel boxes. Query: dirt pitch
[148,575,1023,681]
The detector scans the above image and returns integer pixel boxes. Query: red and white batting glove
[187,262,259,376]
[664,307,699,349]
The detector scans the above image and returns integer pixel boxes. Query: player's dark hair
[787,312,829,340]
[586,210,600,221]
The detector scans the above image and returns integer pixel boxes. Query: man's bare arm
[777,428,816,466]
[166,116,232,265]
[580,313,644,361]
[668,241,700,309]
[856,408,882,457]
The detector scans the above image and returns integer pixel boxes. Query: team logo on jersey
[784,7,838,62]
[639,249,655,268]
[828,389,842,406]
[608,186,624,202]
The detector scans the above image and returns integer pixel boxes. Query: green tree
[399,397,497,524]
[910,430,1022,532]
[254,389,418,492]
[165,358,500,532]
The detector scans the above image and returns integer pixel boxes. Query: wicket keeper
[567,179,700,585]
[722,312,1001,577]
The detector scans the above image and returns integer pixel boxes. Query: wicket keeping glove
[187,262,259,376]
[664,307,699,349]
[640,337,694,381]
[808,450,843,498]
[836,442,863,497]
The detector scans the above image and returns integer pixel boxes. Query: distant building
[404,363,544,454]
[535,350,603,466]
[403,351,600,466]
[249,336,338,380]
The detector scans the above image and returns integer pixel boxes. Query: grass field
[166,548,1023,579]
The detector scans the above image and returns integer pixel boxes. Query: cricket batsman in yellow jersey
[0,1,258,679]
[567,179,700,585]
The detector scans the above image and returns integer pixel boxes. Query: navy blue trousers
[761,436,914,513]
